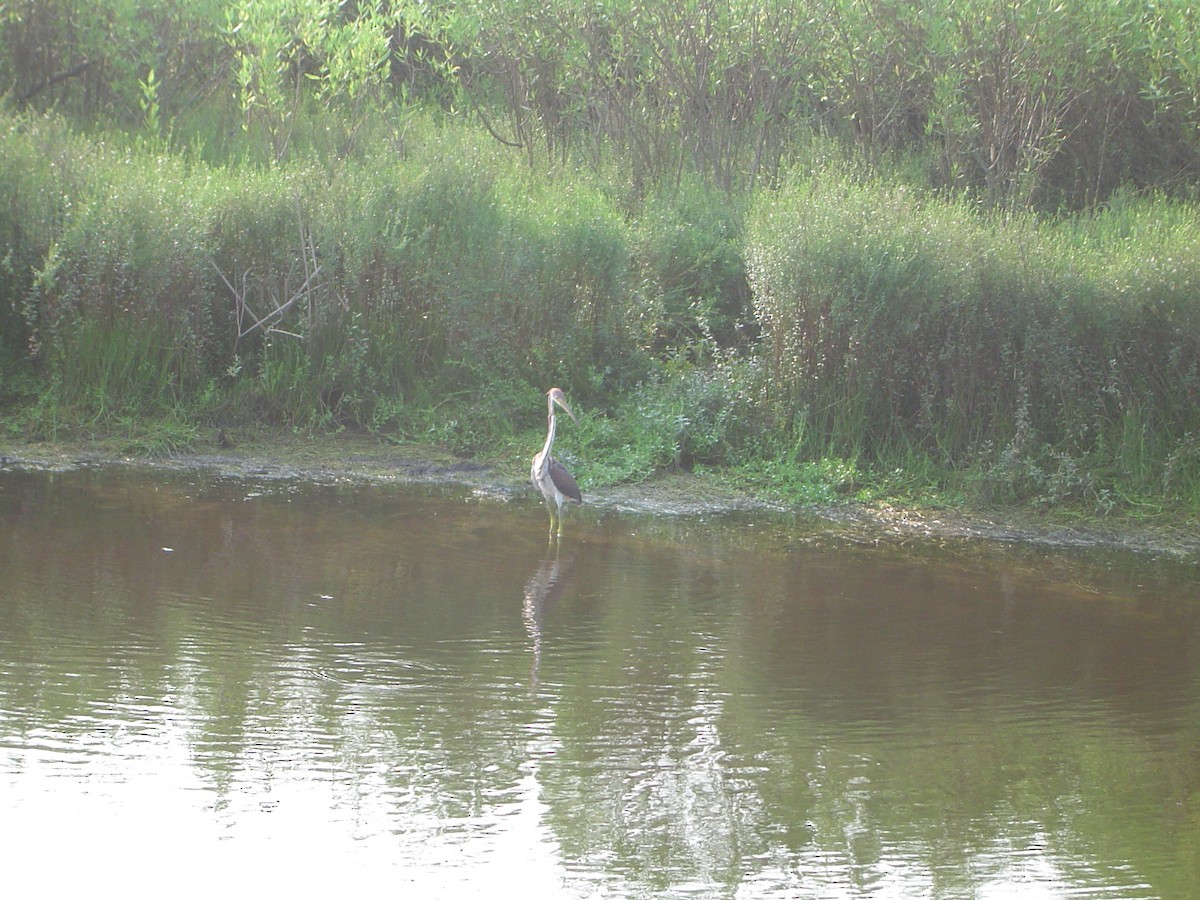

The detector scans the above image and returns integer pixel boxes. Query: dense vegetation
[3,0,1200,515]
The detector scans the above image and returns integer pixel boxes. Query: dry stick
[212,264,253,348]
[214,204,323,348]
[238,265,322,338]
[212,261,322,344]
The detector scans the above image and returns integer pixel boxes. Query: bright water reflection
[1,466,1198,897]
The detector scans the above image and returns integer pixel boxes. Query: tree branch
[18,58,94,104]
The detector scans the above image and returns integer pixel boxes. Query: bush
[631,177,754,356]
[746,162,1200,508]
[0,113,643,432]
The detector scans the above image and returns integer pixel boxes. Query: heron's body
[531,387,581,537]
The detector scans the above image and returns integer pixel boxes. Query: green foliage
[747,167,975,453]
[557,356,767,487]
[6,0,1200,516]
[0,0,229,128]
[376,377,533,457]
[7,0,1200,205]
[328,136,642,416]
[631,178,754,356]
[455,0,818,190]
[224,0,403,161]
[0,111,642,436]
[22,146,215,421]
[725,456,868,507]
[747,160,1200,512]
[0,114,75,377]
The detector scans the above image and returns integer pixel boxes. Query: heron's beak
[550,389,578,423]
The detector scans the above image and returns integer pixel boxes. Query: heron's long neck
[540,408,557,463]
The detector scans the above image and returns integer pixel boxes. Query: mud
[2,433,1197,561]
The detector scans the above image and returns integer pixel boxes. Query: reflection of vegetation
[533,523,1200,895]
[2,465,1197,895]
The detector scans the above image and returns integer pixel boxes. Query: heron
[531,387,582,538]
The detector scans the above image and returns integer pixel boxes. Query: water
[1,466,1197,898]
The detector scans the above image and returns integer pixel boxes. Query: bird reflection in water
[522,546,575,689]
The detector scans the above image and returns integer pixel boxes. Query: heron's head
[547,387,578,422]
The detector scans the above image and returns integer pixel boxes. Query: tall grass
[0,114,83,385]
[323,136,642,438]
[0,113,641,440]
[746,166,1200,508]
[631,177,754,356]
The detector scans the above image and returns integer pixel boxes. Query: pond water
[1,466,1197,898]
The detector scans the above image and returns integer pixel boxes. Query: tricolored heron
[531,387,581,538]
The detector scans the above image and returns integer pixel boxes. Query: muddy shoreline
[2,433,1197,561]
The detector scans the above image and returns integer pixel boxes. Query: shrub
[746,162,1200,507]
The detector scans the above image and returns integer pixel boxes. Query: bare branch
[17,58,94,104]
